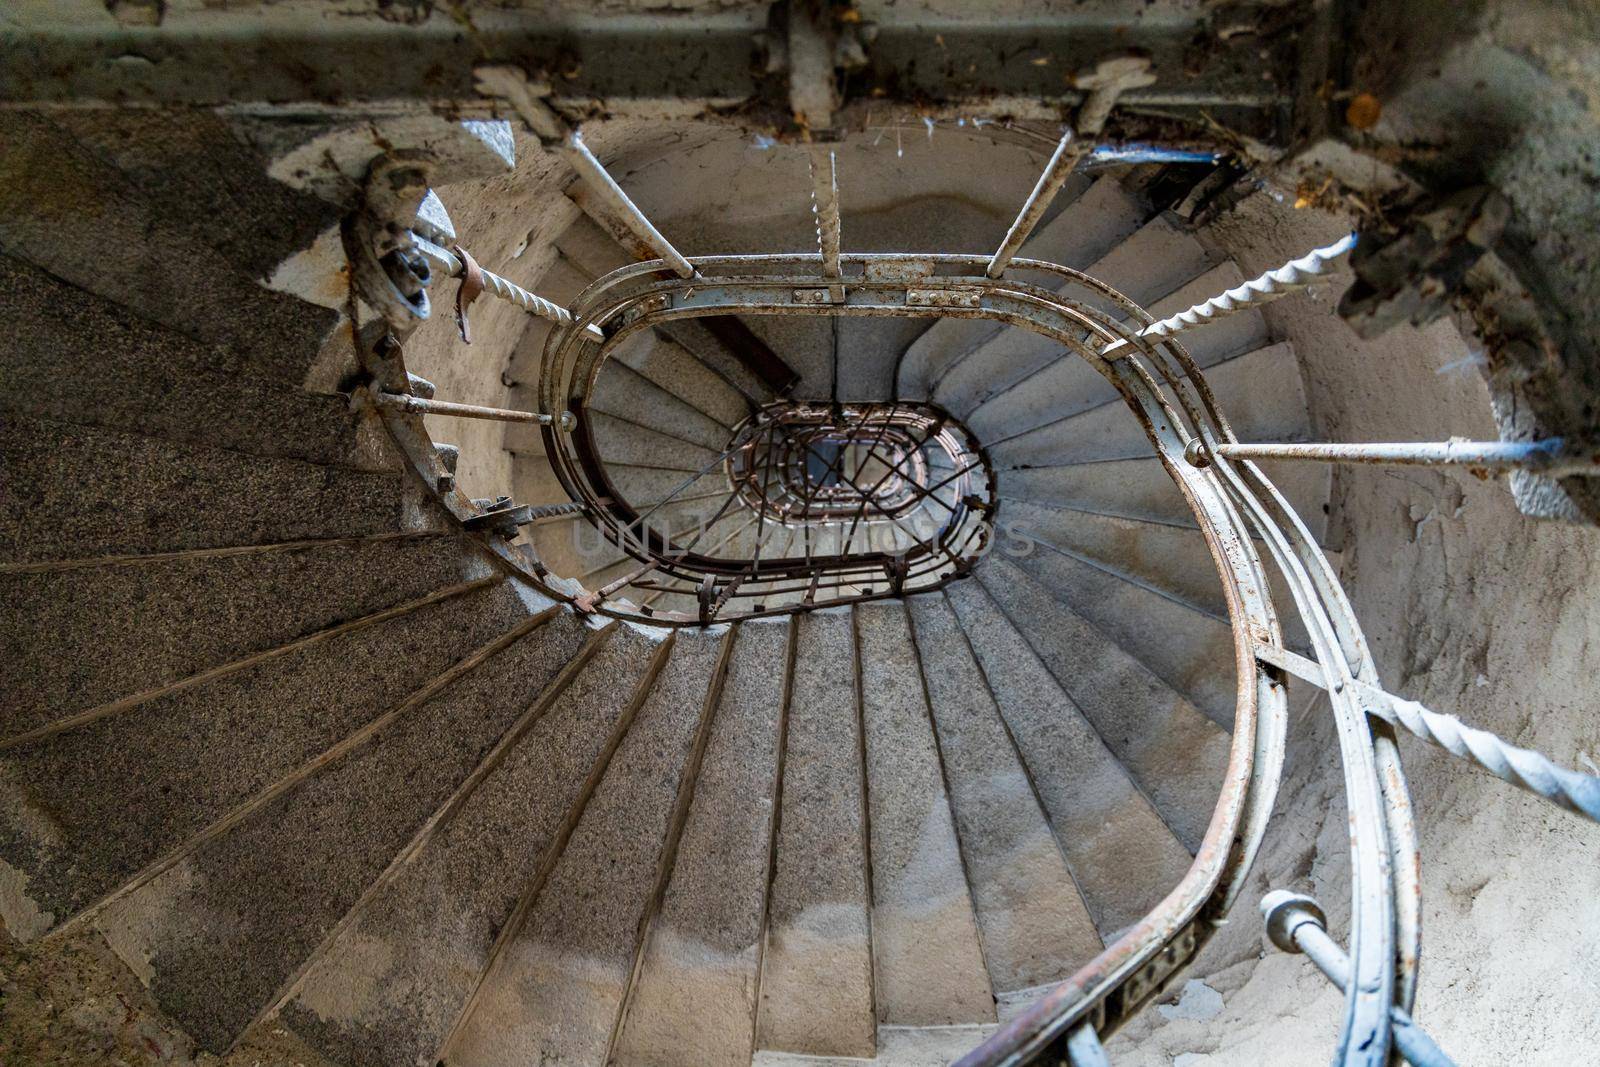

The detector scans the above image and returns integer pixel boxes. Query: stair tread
[283,621,657,1067]
[445,627,723,1067]
[0,111,342,387]
[611,618,790,1067]
[0,415,425,565]
[991,341,1306,470]
[756,609,876,1060]
[592,361,733,451]
[752,1024,995,1066]
[943,579,1193,934]
[1001,455,1332,547]
[0,255,390,471]
[0,580,538,938]
[896,174,1139,399]
[0,534,469,740]
[855,602,994,1028]
[973,556,1230,852]
[904,592,1103,993]
[91,590,569,1053]
[1002,498,1314,652]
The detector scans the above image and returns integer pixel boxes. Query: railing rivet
[1184,438,1212,468]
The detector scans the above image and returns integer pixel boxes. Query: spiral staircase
[4,8,1600,1066]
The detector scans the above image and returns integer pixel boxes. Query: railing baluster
[808,144,843,281]
[1262,893,1456,1067]
[1256,643,1600,821]
[561,129,695,279]
[1101,233,1356,357]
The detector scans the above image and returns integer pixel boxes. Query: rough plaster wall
[1108,193,1600,1064]
[400,133,580,502]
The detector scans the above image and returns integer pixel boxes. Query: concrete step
[999,454,1333,548]
[942,579,1193,937]
[756,608,876,1059]
[556,217,777,405]
[611,618,790,1067]
[991,341,1308,470]
[445,626,726,1067]
[966,262,1272,454]
[991,522,1238,727]
[0,111,343,388]
[588,410,721,473]
[904,592,1103,994]
[591,360,733,450]
[91,586,573,1053]
[752,1023,996,1067]
[282,621,665,1067]
[0,533,472,741]
[610,329,755,430]
[973,556,1230,853]
[854,602,994,1028]
[895,175,1144,400]
[0,415,427,566]
[597,461,729,514]
[933,216,1215,420]
[0,578,535,938]
[1001,499,1313,653]
[0,255,393,472]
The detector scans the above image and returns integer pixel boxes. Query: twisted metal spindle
[1103,232,1357,356]
[1257,643,1600,822]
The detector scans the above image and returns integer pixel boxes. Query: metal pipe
[985,128,1086,278]
[1196,436,1599,476]
[808,145,843,280]
[1102,233,1357,356]
[375,391,575,430]
[1262,893,1455,1067]
[561,130,695,279]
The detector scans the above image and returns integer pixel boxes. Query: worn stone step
[991,523,1238,728]
[280,621,663,1067]
[756,608,876,1059]
[0,111,343,388]
[0,580,536,942]
[445,626,727,1067]
[591,360,732,450]
[0,533,474,740]
[931,207,1207,421]
[588,410,721,473]
[556,217,776,404]
[1000,454,1332,548]
[904,592,1103,993]
[610,329,754,430]
[1001,498,1314,654]
[896,174,1141,400]
[992,341,1308,470]
[0,255,393,472]
[942,578,1193,934]
[90,587,574,1052]
[966,267,1275,453]
[0,416,427,565]
[973,556,1230,853]
[854,602,993,1028]
[611,618,790,1067]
